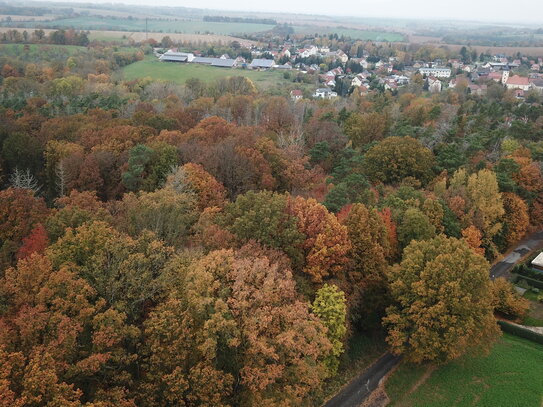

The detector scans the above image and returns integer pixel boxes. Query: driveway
[490,231,543,280]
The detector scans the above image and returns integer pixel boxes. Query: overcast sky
[31,0,543,24]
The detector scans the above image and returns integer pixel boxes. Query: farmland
[122,57,314,92]
[293,26,405,41]
[385,334,543,407]
[4,16,275,36]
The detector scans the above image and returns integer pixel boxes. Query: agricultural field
[5,16,275,36]
[122,57,315,92]
[293,25,405,42]
[385,334,543,407]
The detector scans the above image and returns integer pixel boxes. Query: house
[468,84,487,96]
[487,71,503,83]
[314,88,338,99]
[359,85,369,95]
[351,76,363,87]
[533,252,543,273]
[290,89,303,101]
[427,76,442,93]
[530,78,543,93]
[336,50,349,63]
[159,51,195,63]
[419,67,451,78]
[249,59,275,69]
[506,75,531,91]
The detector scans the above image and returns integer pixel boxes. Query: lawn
[385,334,543,407]
[121,57,313,92]
[9,17,275,36]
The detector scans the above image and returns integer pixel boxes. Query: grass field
[0,43,86,56]
[385,334,543,407]
[293,26,405,42]
[122,57,314,92]
[5,17,275,36]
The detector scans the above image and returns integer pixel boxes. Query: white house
[427,76,442,93]
[419,67,451,78]
[314,88,338,99]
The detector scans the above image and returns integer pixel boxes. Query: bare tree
[56,161,67,197]
[10,168,42,194]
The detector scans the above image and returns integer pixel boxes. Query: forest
[0,32,540,406]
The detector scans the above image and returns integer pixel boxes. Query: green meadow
[386,334,543,407]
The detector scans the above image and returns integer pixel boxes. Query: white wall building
[419,67,451,78]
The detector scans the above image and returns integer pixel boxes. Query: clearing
[121,57,314,92]
[385,334,543,407]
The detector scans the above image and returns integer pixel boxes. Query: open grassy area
[293,26,405,41]
[6,17,275,36]
[385,334,543,407]
[121,57,315,92]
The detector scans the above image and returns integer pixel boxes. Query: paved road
[322,352,401,407]
[490,231,543,280]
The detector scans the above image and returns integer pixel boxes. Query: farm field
[0,27,253,46]
[122,57,314,92]
[385,334,543,407]
[293,25,405,41]
[3,16,275,36]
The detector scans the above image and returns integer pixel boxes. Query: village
[156,42,543,101]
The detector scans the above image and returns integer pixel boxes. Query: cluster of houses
[157,46,543,101]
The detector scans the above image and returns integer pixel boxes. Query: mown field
[5,16,275,36]
[122,57,314,92]
[385,334,543,407]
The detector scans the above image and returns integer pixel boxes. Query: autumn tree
[141,249,331,407]
[0,188,49,268]
[384,235,500,363]
[344,203,391,323]
[397,207,436,249]
[47,221,173,321]
[344,112,388,148]
[287,196,351,282]
[461,225,485,256]
[118,186,198,248]
[490,278,530,319]
[166,163,227,211]
[501,192,529,247]
[364,136,435,185]
[219,191,305,266]
[312,284,347,375]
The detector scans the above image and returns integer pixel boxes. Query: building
[290,89,303,101]
[192,57,236,68]
[314,88,338,99]
[427,76,442,93]
[506,75,531,91]
[530,252,543,273]
[159,51,195,63]
[419,67,451,78]
[249,59,275,69]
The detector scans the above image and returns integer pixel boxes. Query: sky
[27,0,543,24]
